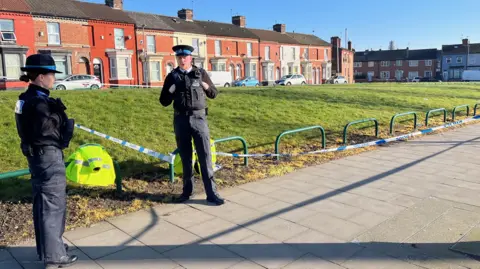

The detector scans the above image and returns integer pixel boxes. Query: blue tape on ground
[421,128,433,134]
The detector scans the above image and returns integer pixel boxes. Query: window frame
[47,22,61,45]
[114,28,125,49]
[146,35,156,53]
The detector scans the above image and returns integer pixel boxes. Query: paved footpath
[4,124,480,269]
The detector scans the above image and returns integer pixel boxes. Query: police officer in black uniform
[15,54,77,268]
[160,44,224,206]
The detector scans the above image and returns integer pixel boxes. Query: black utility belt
[22,145,60,157]
[174,108,208,116]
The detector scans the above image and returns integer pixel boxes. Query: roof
[23,0,88,19]
[355,48,438,62]
[155,15,206,35]
[287,32,330,47]
[127,11,174,31]
[248,28,299,44]
[442,43,480,55]
[73,1,134,24]
[195,20,257,39]
[0,0,30,13]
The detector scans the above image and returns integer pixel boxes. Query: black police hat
[172,45,195,56]
[20,54,62,74]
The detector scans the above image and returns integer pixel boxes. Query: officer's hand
[201,81,210,90]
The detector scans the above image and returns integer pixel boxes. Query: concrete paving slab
[283,253,347,269]
[0,259,22,269]
[305,199,363,220]
[227,234,305,269]
[64,221,116,241]
[451,224,480,257]
[299,212,367,241]
[387,194,422,208]
[348,186,401,201]
[247,217,308,242]
[162,207,215,229]
[265,188,313,205]
[96,246,179,269]
[0,248,13,262]
[186,218,257,246]
[239,182,282,195]
[202,201,265,225]
[336,195,406,217]
[227,260,265,268]
[284,229,362,264]
[18,248,102,269]
[107,208,158,234]
[379,182,432,198]
[348,210,391,229]
[163,242,243,269]
[226,190,278,209]
[258,200,317,223]
[342,247,429,269]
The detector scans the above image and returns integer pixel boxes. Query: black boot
[207,196,225,206]
[173,194,190,203]
[45,255,78,268]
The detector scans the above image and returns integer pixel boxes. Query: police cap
[21,54,62,74]
[172,45,194,56]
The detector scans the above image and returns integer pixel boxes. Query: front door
[93,63,103,83]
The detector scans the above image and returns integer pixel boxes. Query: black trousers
[26,146,67,263]
[174,112,219,199]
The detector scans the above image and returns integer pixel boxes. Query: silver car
[53,75,102,90]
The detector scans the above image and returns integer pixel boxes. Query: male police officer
[160,44,224,206]
[15,54,76,268]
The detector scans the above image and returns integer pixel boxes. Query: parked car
[234,76,260,87]
[411,76,421,83]
[53,75,102,90]
[275,74,307,86]
[327,75,348,84]
[462,70,480,82]
[206,71,232,87]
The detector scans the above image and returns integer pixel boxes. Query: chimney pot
[348,41,352,50]
[232,15,246,28]
[462,38,469,45]
[105,0,123,10]
[331,36,341,47]
[178,8,193,21]
[273,24,286,34]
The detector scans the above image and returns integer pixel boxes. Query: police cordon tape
[75,115,480,162]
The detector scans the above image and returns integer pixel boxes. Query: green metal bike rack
[452,104,470,121]
[389,112,418,135]
[275,126,326,161]
[0,161,123,194]
[425,108,447,127]
[343,118,379,145]
[169,136,249,183]
[474,103,480,116]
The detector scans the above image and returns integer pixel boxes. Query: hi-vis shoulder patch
[14,100,25,114]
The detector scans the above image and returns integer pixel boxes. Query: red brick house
[127,12,175,87]
[74,0,138,86]
[197,15,259,83]
[354,48,438,82]
[0,0,35,89]
[24,0,91,81]
[331,36,354,83]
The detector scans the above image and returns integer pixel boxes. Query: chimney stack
[348,41,352,50]
[462,38,469,45]
[273,24,286,34]
[178,9,193,21]
[232,16,246,28]
[331,36,341,47]
[105,0,123,10]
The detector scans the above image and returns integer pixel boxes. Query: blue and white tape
[213,115,480,158]
[74,124,174,163]
[75,115,480,162]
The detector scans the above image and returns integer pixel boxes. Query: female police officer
[14,54,77,268]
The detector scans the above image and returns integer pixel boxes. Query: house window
[324,49,328,61]
[0,19,16,42]
[292,47,296,60]
[425,60,432,66]
[5,54,21,79]
[166,63,174,75]
[265,46,270,61]
[424,71,432,78]
[146,36,156,53]
[212,63,226,71]
[52,55,70,79]
[304,48,309,60]
[47,22,61,45]
[368,61,374,67]
[446,57,452,64]
[192,38,199,55]
[380,71,390,79]
[114,28,125,49]
[456,57,462,64]
[247,43,252,57]
[409,60,418,67]
[381,61,390,67]
[215,40,221,56]
[354,62,362,67]
[236,64,241,79]
[149,61,161,81]
[408,71,418,79]
[245,63,257,77]
[110,57,131,79]
[396,60,402,66]
[469,58,476,65]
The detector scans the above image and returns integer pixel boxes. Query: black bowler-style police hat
[20,54,62,74]
[172,45,194,56]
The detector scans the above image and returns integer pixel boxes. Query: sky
[84,0,480,51]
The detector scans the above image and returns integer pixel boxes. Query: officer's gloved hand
[201,82,210,90]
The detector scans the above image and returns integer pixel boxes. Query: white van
[206,71,232,87]
[462,70,480,81]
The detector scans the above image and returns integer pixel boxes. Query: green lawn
[1,83,479,176]
[1,82,480,245]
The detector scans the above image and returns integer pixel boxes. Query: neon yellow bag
[174,138,217,176]
[65,144,116,187]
